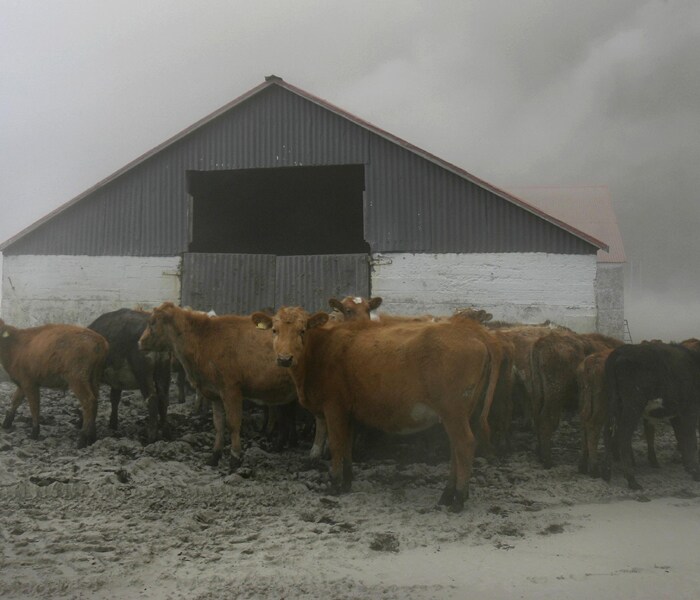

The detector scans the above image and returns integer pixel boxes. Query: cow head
[138,302,177,352]
[252,306,328,368]
[327,296,382,322]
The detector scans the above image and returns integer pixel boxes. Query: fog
[2,0,699,341]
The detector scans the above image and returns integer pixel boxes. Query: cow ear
[368,297,383,311]
[328,298,344,313]
[307,312,329,330]
[252,312,273,330]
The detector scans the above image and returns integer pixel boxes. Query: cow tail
[478,337,503,447]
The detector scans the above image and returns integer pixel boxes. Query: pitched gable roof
[1,76,607,252]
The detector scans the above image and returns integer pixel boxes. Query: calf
[138,302,299,469]
[0,319,108,447]
[602,342,700,489]
[88,308,171,443]
[253,307,502,512]
[328,296,382,322]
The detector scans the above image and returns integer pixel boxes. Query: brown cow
[137,302,302,470]
[328,296,382,322]
[252,307,502,512]
[0,319,108,447]
[530,330,623,468]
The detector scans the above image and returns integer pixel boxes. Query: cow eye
[272,328,278,335]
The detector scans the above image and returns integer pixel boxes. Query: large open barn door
[181,252,369,315]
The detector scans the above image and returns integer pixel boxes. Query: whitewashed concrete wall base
[371,252,598,332]
[1,255,181,328]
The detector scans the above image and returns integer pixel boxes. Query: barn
[0,75,623,335]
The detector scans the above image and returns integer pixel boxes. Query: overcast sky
[2,0,699,339]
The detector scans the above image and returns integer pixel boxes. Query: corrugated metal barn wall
[5,86,370,256]
[5,83,595,257]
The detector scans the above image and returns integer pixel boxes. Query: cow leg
[154,359,172,440]
[222,390,244,472]
[578,423,590,475]
[643,419,659,468]
[673,416,700,480]
[69,380,98,448]
[2,387,25,429]
[438,443,458,508]
[208,397,225,467]
[309,415,327,460]
[24,385,41,439]
[616,409,642,490]
[441,417,476,513]
[324,407,353,494]
[109,388,122,431]
[536,400,561,469]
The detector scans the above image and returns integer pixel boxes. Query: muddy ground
[1,381,699,599]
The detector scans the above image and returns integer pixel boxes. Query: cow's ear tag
[1,331,9,338]
[256,322,267,329]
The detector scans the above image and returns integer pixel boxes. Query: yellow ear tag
[1,331,9,338]
[256,322,267,329]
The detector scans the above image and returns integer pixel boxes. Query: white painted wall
[1,255,181,327]
[370,252,598,332]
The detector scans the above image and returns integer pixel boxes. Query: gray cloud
[2,0,699,339]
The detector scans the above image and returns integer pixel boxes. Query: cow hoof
[161,425,173,441]
[627,479,643,491]
[577,461,588,475]
[2,415,14,429]
[588,464,600,479]
[109,418,119,431]
[692,471,700,482]
[77,436,87,449]
[448,491,466,513]
[207,451,222,467]
[30,426,40,440]
[229,454,242,473]
[438,487,455,507]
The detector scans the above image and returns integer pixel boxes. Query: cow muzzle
[276,355,293,368]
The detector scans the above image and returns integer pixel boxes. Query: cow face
[138,305,174,352]
[327,296,382,322]
[252,307,328,368]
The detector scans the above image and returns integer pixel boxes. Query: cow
[328,296,382,322]
[252,306,502,512]
[87,308,171,443]
[0,319,108,448]
[137,302,301,470]
[529,330,623,468]
[601,342,700,489]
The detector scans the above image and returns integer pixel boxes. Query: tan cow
[252,306,502,512]
[0,319,108,447]
[138,302,300,470]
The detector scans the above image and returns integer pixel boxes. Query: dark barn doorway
[187,164,368,255]
[182,164,371,314]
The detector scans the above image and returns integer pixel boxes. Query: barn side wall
[370,252,598,331]
[595,262,625,340]
[1,255,181,328]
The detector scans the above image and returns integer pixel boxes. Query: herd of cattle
[1,296,699,512]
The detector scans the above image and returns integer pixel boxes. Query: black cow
[88,308,171,442]
[602,342,700,489]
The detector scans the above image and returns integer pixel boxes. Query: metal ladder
[623,319,633,344]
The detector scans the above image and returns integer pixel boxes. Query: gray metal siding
[364,136,594,254]
[275,254,370,312]
[5,83,595,257]
[180,252,369,315]
[181,253,276,315]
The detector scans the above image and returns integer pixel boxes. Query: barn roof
[508,186,625,263]
[0,75,607,253]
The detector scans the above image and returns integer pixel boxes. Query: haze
[2,0,699,341]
